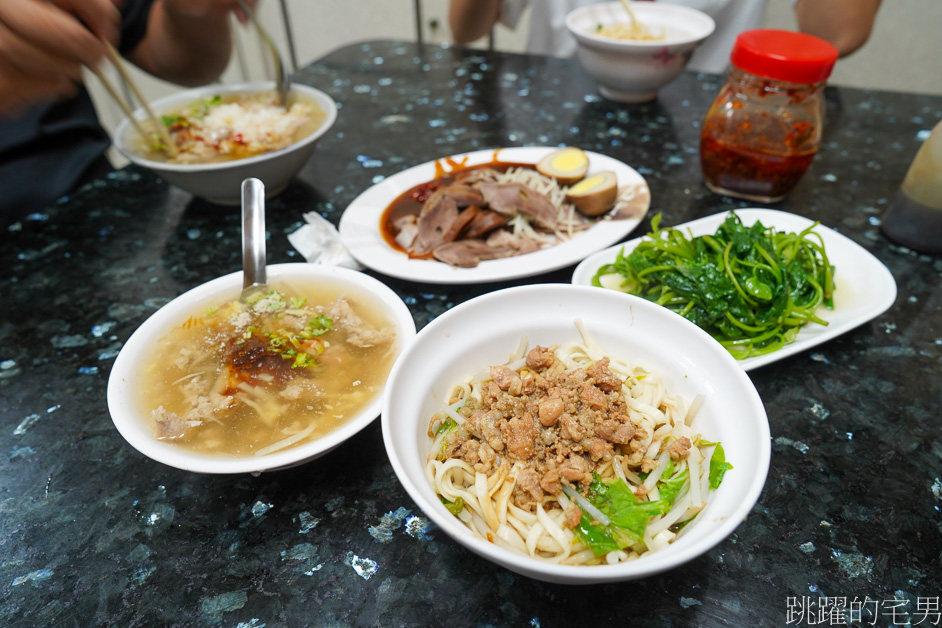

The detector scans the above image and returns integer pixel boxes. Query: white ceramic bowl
[108,264,415,474]
[565,2,715,103]
[113,82,337,204]
[382,284,769,584]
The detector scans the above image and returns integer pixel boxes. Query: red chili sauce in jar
[700,30,838,203]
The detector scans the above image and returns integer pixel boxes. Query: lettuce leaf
[709,443,734,489]
[572,476,672,555]
[657,467,688,505]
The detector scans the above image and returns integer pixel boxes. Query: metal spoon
[241,178,267,302]
[236,0,290,107]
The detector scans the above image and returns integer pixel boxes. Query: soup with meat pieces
[138,280,398,457]
[137,91,327,164]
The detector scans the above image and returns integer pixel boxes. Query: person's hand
[162,0,258,25]
[0,0,121,117]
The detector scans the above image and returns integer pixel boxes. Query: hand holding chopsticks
[0,0,120,117]
[89,41,179,157]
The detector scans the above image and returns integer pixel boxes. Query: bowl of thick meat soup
[382,284,770,583]
[113,82,336,204]
[108,264,415,474]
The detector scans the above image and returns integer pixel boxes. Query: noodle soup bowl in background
[382,284,769,584]
[113,82,337,205]
[566,2,715,103]
[107,264,415,475]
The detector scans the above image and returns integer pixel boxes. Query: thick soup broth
[138,279,398,457]
[137,91,327,164]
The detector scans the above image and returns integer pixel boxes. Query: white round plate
[571,208,899,371]
[338,147,649,284]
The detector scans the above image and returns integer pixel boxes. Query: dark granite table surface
[1,40,940,627]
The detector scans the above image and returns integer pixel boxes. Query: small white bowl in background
[107,264,415,475]
[382,284,769,584]
[113,82,337,205]
[566,2,715,103]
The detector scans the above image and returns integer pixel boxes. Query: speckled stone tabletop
[1,41,940,627]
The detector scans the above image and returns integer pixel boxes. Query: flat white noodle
[426,322,721,566]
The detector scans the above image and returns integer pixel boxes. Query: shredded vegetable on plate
[592,212,835,359]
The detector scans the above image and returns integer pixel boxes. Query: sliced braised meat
[431,240,515,268]
[411,195,459,256]
[477,182,558,230]
[476,183,523,217]
[393,215,418,250]
[418,187,449,217]
[485,229,543,255]
[462,209,508,239]
[440,184,484,208]
[455,167,500,183]
[440,205,481,243]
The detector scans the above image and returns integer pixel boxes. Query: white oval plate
[571,208,898,371]
[338,147,650,284]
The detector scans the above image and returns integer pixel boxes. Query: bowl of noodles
[382,284,769,583]
[107,263,415,474]
[113,81,337,204]
[565,2,715,103]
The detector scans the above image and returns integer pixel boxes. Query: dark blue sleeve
[118,0,157,56]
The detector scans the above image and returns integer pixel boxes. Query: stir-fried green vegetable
[592,212,835,359]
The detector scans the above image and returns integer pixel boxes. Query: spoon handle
[242,178,267,291]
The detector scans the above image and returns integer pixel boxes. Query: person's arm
[449,0,502,44]
[0,0,120,116]
[127,0,254,87]
[795,0,882,57]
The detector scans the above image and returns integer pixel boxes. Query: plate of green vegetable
[571,209,897,370]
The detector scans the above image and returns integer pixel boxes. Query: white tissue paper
[287,212,364,270]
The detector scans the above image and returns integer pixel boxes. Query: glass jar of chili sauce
[700,29,839,202]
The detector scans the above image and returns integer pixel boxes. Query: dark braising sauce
[380,158,536,253]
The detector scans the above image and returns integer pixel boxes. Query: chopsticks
[235,0,289,107]
[90,41,178,157]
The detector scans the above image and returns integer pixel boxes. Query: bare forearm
[449,0,501,43]
[130,0,234,86]
[795,0,882,57]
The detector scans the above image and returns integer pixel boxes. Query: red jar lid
[730,29,839,84]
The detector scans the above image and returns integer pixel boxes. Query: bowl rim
[113,81,338,173]
[382,283,770,583]
[107,263,415,475]
[565,1,716,49]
